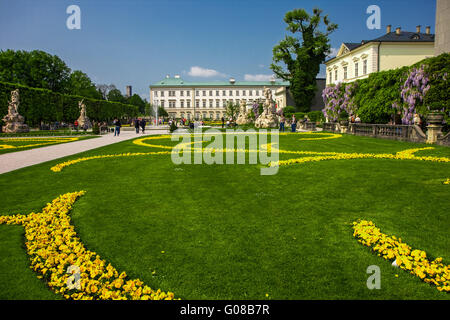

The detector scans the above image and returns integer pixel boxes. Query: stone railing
[323,122,428,144]
[298,122,317,131]
[437,132,450,146]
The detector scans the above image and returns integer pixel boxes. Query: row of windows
[154,89,264,97]
[169,112,225,120]
[329,59,368,82]
[155,99,252,108]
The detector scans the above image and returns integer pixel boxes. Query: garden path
[0,129,168,174]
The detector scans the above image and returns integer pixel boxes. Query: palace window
[202,90,206,96]
[256,90,259,96]
[216,100,220,108]
[363,60,367,75]
[161,91,165,97]
[195,100,199,108]
[187,100,191,108]
[236,90,239,96]
[222,99,226,106]
[154,91,158,97]
[187,91,190,96]
[180,100,184,108]
[209,90,213,96]
[343,66,348,80]
[180,91,184,96]
[202,99,206,108]
[223,90,226,96]
[161,100,165,107]
[196,91,199,96]
[229,90,233,96]
[335,69,338,81]
[169,100,176,108]
[249,90,252,96]
[355,62,359,77]
[216,90,219,96]
[209,99,213,107]
[329,72,332,83]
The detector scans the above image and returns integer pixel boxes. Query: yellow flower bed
[0,137,79,150]
[270,147,450,167]
[352,220,450,293]
[444,178,450,185]
[0,191,176,300]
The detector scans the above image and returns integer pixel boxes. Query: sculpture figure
[2,89,29,133]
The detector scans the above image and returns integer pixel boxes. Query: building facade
[325,25,435,85]
[435,0,450,55]
[150,76,289,120]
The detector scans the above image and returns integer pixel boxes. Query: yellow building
[325,25,435,85]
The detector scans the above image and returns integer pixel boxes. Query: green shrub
[0,81,138,126]
[307,111,325,123]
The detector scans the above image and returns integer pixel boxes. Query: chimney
[229,77,235,84]
[426,26,431,34]
[174,74,180,79]
[386,25,392,33]
[165,74,170,79]
[416,25,421,33]
[395,27,401,35]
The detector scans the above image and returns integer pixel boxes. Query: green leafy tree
[0,49,71,93]
[158,106,168,118]
[68,70,102,99]
[225,101,239,120]
[270,8,337,112]
[107,88,125,103]
[127,94,146,114]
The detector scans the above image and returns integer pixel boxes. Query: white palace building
[149,75,290,120]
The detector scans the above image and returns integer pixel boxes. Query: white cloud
[258,64,265,68]
[187,66,226,78]
[327,47,339,58]
[244,74,275,81]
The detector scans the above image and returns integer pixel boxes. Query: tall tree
[107,88,125,103]
[0,49,71,93]
[96,84,117,100]
[270,8,337,112]
[68,70,102,99]
[127,94,146,114]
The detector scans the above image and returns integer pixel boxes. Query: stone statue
[255,87,278,128]
[76,99,92,129]
[236,100,252,125]
[2,89,29,133]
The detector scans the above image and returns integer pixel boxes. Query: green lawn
[0,136,98,155]
[0,132,449,300]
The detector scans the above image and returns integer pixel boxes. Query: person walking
[134,118,140,134]
[140,118,146,134]
[279,116,285,132]
[291,115,297,132]
[114,118,121,136]
[221,116,225,129]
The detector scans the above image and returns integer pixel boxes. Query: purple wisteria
[321,82,358,122]
[393,65,430,124]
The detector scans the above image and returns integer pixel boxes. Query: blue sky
[0,0,437,100]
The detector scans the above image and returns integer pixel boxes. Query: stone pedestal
[426,125,443,144]
[255,111,278,128]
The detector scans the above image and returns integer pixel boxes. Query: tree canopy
[0,49,71,93]
[270,8,337,112]
[69,70,102,99]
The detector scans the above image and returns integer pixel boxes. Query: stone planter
[427,112,444,125]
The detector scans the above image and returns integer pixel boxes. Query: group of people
[279,115,298,132]
[134,118,147,134]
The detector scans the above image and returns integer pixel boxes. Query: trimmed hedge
[323,53,450,124]
[0,81,138,127]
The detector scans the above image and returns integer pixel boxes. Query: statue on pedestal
[76,99,92,129]
[236,100,252,125]
[2,89,29,133]
[255,87,278,128]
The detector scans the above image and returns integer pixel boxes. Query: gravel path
[0,130,168,175]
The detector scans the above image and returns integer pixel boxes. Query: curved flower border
[352,220,449,293]
[0,137,79,150]
[0,191,176,300]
